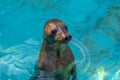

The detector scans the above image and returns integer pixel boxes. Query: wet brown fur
[33,19,76,80]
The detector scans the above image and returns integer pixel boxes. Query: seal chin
[56,40,69,44]
[61,41,69,44]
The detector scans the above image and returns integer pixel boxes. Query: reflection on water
[70,37,91,79]
[70,37,90,72]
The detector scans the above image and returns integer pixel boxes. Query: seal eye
[51,29,57,35]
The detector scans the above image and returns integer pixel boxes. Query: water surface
[0,0,120,80]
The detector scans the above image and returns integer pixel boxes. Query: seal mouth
[55,35,72,44]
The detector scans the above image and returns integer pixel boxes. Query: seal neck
[42,39,60,51]
[41,40,62,58]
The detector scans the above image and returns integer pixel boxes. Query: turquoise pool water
[0,0,120,80]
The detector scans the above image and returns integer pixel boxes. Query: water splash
[97,67,107,80]
[89,67,107,80]
[69,37,91,72]
[112,69,120,80]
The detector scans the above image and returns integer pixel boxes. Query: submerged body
[30,19,76,80]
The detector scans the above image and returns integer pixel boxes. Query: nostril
[65,37,68,41]
[65,35,72,41]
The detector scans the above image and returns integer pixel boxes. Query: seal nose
[64,35,72,41]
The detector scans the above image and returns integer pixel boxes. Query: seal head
[44,19,72,44]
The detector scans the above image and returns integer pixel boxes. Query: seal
[30,19,76,80]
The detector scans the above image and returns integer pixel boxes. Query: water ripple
[69,37,91,72]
